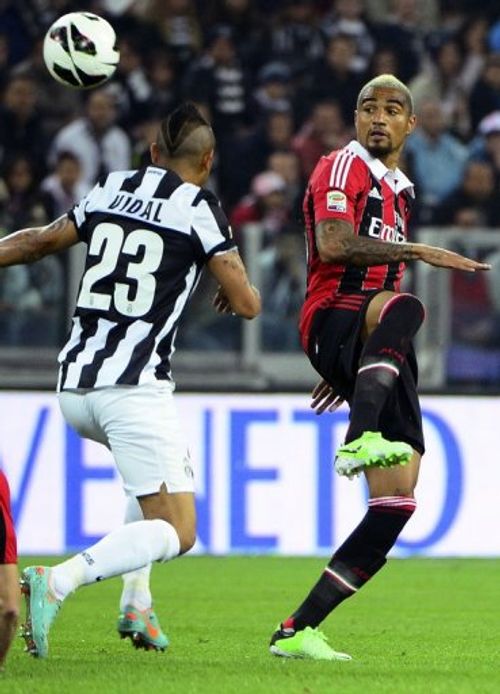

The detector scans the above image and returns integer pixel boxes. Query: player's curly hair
[158,103,214,160]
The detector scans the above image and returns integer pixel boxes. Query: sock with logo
[119,496,153,612]
[280,497,416,632]
[346,294,425,443]
[50,519,180,601]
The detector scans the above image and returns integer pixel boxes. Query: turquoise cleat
[20,566,61,658]
[117,606,169,652]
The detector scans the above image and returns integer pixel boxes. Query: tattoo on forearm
[46,215,68,234]
[316,219,419,266]
[0,215,69,266]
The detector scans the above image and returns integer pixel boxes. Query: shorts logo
[326,190,347,212]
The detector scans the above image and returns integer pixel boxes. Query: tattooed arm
[208,249,261,318]
[316,219,491,272]
[0,215,80,267]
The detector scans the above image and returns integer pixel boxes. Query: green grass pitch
[4,556,500,694]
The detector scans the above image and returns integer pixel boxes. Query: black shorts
[307,296,425,455]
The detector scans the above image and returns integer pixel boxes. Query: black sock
[283,497,416,632]
[346,294,425,443]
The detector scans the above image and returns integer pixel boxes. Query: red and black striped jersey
[299,139,415,349]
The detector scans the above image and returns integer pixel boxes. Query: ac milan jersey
[58,166,235,390]
[299,139,415,349]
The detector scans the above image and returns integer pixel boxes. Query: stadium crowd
[0,0,500,378]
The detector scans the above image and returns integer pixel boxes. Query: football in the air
[43,12,119,89]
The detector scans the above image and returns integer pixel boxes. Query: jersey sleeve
[311,153,366,227]
[191,190,237,261]
[67,179,105,243]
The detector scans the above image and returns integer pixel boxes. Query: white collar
[347,140,414,196]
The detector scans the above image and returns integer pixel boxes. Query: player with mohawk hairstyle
[269,74,490,661]
[0,102,260,658]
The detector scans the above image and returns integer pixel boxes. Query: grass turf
[4,557,499,694]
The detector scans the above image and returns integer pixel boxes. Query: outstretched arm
[0,215,80,267]
[316,219,491,272]
[208,249,261,319]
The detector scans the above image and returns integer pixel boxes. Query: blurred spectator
[267,0,323,81]
[230,170,290,246]
[469,111,500,186]
[433,160,500,226]
[12,34,80,137]
[222,109,294,207]
[0,33,11,92]
[144,0,202,74]
[292,100,351,179]
[0,72,47,173]
[0,154,64,347]
[307,35,364,125]
[182,24,251,137]
[146,49,180,119]
[405,99,468,223]
[49,89,131,187]
[267,150,304,219]
[321,0,376,74]
[105,35,153,129]
[365,0,440,29]
[202,0,266,71]
[259,230,305,351]
[0,155,49,233]
[457,15,489,94]
[367,45,401,79]
[469,54,500,131]
[252,61,295,122]
[0,3,35,65]
[41,151,90,219]
[371,0,425,82]
[409,38,470,138]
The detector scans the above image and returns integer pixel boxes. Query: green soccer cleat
[117,606,169,652]
[335,431,413,479]
[270,625,351,661]
[19,566,61,658]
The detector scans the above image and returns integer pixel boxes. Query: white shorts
[58,382,195,497]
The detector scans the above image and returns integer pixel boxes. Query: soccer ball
[43,12,119,89]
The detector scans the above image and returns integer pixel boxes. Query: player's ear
[406,114,417,135]
[200,148,214,173]
[150,142,160,165]
[354,109,358,127]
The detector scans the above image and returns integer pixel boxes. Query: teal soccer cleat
[117,606,169,652]
[20,566,61,658]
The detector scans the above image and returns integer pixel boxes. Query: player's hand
[416,244,491,272]
[311,379,344,415]
[212,287,233,314]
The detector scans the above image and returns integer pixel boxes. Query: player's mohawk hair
[160,102,212,157]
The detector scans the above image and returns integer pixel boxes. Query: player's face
[355,87,416,162]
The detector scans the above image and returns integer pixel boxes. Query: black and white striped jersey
[58,165,235,390]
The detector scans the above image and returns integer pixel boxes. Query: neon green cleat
[117,606,169,652]
[335,431,413,479]
[19,566,61,658]
[270,625,351,661]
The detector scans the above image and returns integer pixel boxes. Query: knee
[379,293,426,330]
[177,528,196,555]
